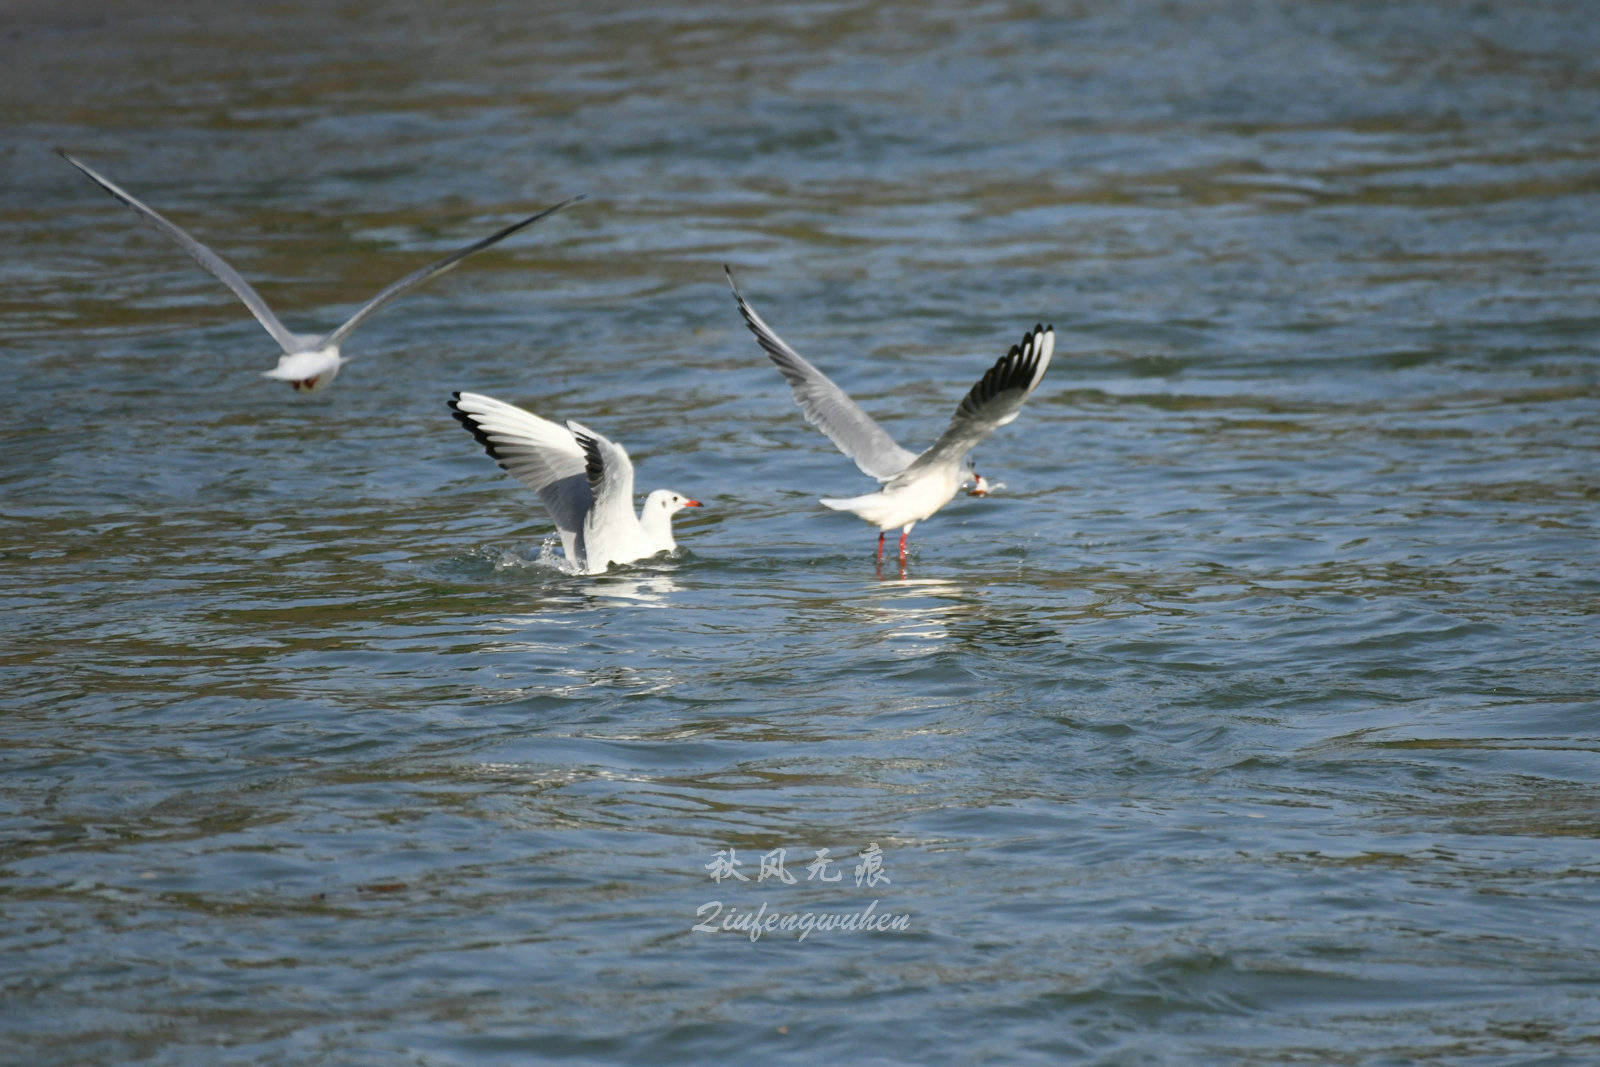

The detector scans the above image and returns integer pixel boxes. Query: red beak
[684,499,703,507]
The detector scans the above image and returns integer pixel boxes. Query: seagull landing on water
[726,267,1053,565]
[449,391,703,575]
[59,150,583,393]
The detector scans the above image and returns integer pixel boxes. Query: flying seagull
[60,149,583,393]
[449,391,702,574]
[726,266,1053,564]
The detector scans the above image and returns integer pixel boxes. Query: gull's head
[648,490,704,517]
[966,473,1006,496]
[262,346,343,394]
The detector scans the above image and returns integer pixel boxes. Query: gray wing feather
[450,391,592,561]
[324,194,585,349]
[726,267,916,482]
[59,149,302,354]
[565,419,638,566]
[897,325,1055,481]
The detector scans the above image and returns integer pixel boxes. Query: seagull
[59,149,584,393]
[726,267,1053,564]
[449,391,703,575]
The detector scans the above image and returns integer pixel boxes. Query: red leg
[876,531,885,562]
[898,530,909,562]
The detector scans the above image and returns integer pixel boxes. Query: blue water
[4,1,1599,1062]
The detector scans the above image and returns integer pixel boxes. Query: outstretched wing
[60,149,303,354]
[324,194,586,349]
[564,419,639,569]
[895,325,1055,483]
[449,391,591,561]
[726,266,917,482]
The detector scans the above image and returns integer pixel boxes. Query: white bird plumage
[726,267,1053,564]
[449,391,703,575]
[59,149,583,393]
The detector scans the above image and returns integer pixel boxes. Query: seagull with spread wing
[449,392,702,574]
[60,150,583,393]
[726,267,1053,564]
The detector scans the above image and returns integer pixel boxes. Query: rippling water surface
[4,1,1599,1062]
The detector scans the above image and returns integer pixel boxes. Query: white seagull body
[727,267,1053,563]
[449,391,702,575]
[59,150,583,393]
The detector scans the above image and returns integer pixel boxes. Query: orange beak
[684,499,703,508]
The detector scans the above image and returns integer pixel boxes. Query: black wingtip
[1016,323,1053,362]
[565,421,607,493]
[725,268,761,331]
[448,395,503,465]
[964,326,1051,417]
